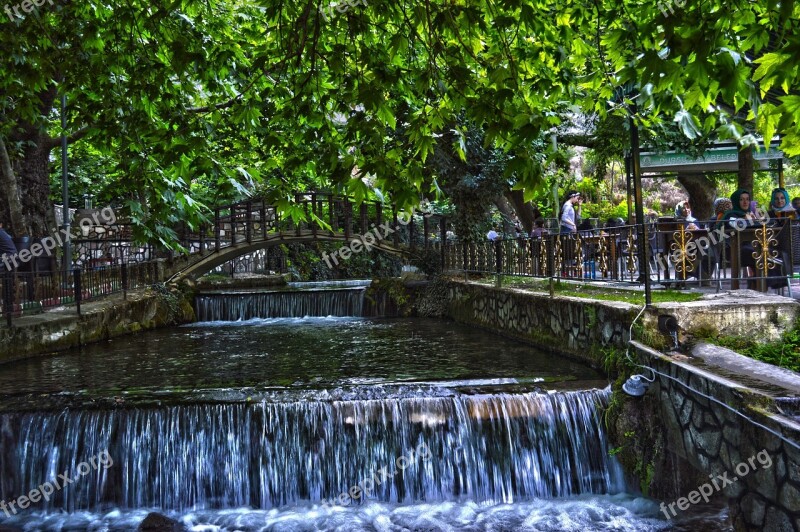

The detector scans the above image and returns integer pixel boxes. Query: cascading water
[0,292,687,530]
[0,389,622,513]
[195,289,366,320]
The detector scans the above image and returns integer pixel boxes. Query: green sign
[641,146,783,169]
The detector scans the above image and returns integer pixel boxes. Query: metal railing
[1,261,162,326]
[443,219,797,295]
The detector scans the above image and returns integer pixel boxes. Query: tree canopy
[1,0,798,243]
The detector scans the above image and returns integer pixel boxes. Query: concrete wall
[0,290,194,364]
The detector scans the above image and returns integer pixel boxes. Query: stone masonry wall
[443,281,637,368]
[633,341,800,531]
[0,290,195,364]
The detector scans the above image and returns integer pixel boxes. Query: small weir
[195,280,386,320]
[0,389,622,512]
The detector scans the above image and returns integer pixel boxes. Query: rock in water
[138,512,187,532]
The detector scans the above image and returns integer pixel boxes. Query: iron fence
[443,219,797,295]
[1,261,162,326]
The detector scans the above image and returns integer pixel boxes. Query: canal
[0,284,726,530]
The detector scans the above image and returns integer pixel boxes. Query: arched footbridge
[166,192,449,283]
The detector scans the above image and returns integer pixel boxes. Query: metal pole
[629,106,652,306]
[61,94,71,273]
[625,154,633,222]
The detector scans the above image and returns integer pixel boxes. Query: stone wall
[443,281,637,368]
[629,341,800,531]
[0,289,195,364]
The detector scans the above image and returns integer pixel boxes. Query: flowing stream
[0,283,725,530]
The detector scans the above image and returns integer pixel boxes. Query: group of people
[666,187,797,285]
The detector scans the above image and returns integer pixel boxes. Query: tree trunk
[494,196,515,234]
[676,173,716,222]
[17,137,55,238]
[505,190,536,233]
[0,136,28,235]
[738,146,754,193]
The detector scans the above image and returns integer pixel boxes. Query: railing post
[121,262,128,300]
[344,199,352,241]
[246,201,253,244]
[231,206,238,245]
[74,268,82,316]
[393,207,399,248]
[360,203,368,235]
[311,192,318,239]
[546,235,555,278]
[409,215,415,251]
[495,239,503,287]
[199,223,205,256]
[329,196,336,234]
[296,193,304,237]
[260,203,268,239]
[440,218,447,271]
[3,271,12,327]
[462,240,468,279]
[215,208,221,253]
[423,215,430,250]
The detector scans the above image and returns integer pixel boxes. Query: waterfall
[0,388,623,513]
[195,288,370,320]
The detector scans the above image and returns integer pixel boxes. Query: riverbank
[0,288,194,365]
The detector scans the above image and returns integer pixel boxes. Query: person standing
[560,192,581,234]
[0,222,17,271]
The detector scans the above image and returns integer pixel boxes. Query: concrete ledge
[652,290,799,342]
[691,342,800,397]
[0,289,194,364]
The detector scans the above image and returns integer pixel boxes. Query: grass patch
[481,276,703,305]
[698,319,800,373]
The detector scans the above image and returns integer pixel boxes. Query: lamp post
[629,105,652,306]
[61,94,71,273]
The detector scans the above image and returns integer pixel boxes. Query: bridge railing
[443,219,796,294]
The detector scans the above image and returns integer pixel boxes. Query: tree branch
[185,74,264,113]
[558,133,598,149]
[43,125,90,150]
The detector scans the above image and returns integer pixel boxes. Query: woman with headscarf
[717,189,756,228]
[674,200,699,230]
[768,188,797,221]
[710,197,733,229]
[717,189,758,282]
[767,187,796,268]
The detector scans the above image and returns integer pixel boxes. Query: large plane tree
[1,0,797,244]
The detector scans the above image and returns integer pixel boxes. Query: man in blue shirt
[0,222,18,271]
